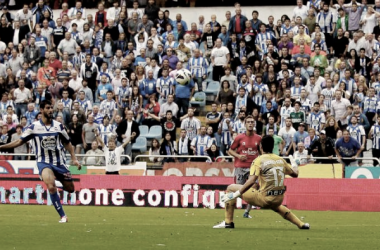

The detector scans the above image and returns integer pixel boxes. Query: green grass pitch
[1,205,380,250]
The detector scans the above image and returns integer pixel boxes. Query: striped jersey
[307,111,326,132]
[316,11,336,33]
[77,98,93,113]
[371,124,380,149]
[290,86,304,100]
[347,124,365,146]
[280,25,293,36]
[180,117,201,141]
[99,99,118,119]
[219,119,234,145]
[280,106,295,129]
[116,86,132,109]
[61,98,73,111]
[187,56,208,78]
[191,135,213,156]
[320,88,335,108]
[21,120,69,166]
[252,83,268,106]
[98,124,116,145]
[297,98,312,114]
[233,119,246,134]
[372,82,380,98]
[255,32,275,52]
[363,96,379,113]
[156,76,175,99]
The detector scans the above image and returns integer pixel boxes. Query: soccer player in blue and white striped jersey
[0,100,81,223]
[347,116,366,149]
[369,116,380,166]
[307,102,325,133]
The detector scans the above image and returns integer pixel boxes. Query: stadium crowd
[0,0,379,167]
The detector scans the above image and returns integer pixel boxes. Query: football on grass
[175,69,192,85]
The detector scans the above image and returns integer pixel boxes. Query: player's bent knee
[47,185,57,194]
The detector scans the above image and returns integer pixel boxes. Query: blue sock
[50,192,66,217]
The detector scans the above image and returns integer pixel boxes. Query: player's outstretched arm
[0,139,25,151]
[63,141,81,170]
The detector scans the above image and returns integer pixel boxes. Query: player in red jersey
[228,115,261,218]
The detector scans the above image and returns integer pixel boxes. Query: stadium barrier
[134,155,212,162]
[345,167,380,179]
[1,174,380,211]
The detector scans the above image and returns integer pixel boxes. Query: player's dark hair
[261,135,274,153]
[40,100,52,109]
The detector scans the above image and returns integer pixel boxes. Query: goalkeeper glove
[221,191,241,203]
[289,155,299,174]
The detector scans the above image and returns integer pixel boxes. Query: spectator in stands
[13,79,32,119]
[142,95,160,127]
[335,130,363,168]
[68,114,83,157]
[149,138,162,164]
[216,80,235,105]
[177,129,189,162]
[83,141,104,165]
[11,125,27,160]
[191,126,213,161]
[325,117,341,141]
[181,107,200,155]
[279,118,296,156]
[82,114,99,152]
[293,122,309,152]
[160,132,177,163]
[293,142,310,165]
[308,129,336,163]
[116,110,140,163]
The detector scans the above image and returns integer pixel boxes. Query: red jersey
[230,133,261,168]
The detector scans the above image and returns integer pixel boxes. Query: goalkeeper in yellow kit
[213,135,310,229]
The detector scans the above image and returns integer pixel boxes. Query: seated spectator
[293,142,310,165]
[11,125,27,160]
[207,144,223,162]
[142,95,160,127]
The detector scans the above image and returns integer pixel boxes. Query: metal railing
[134,154,212,163]
[0,153,132,165]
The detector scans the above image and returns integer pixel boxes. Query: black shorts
[106,171,119,175]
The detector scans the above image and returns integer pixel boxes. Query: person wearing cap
[293,122,309,152]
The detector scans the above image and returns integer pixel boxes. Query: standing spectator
[308,129,336,163]
[293,0,309,21]
[228,9,247,36]
[116,110,140,163]
[187,49,208,91]
[190,126,213,161]
[347,116,366,152]
[343,2,364,33]
[145,0,160,21]
[335,130,363,169]
[206,103,222,147]
[316,3,336,51]
[307,102,325,132]
[331,89,351,129]
[292,123,309,151]
[82,114,99,152]
[57,32,79,59]
[68,114,83,157]
[11,125,27,160]
[80,54,99,100]
[180,107,200,156]
[149,139,162,164]
[177,129,189,162]
[159,132,177,163]
[368,116,380,166]
[173,77,194,116]
[268,127,284,155]
[159,94,179,118]
[13,79,32,119]
[211,38,230,81]
[279,118,296,157]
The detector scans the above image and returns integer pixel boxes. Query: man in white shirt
[279,118,297,157]
[211,38,230,81]
[83,141,104,165]
[331,89,351,127]
[107,1,121,25]
[293,0,309,20]
[70,11,85,33]
[16,4,33,28]
[69,70,83,94]
[13,79,32,119]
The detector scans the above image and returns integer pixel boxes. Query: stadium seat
[132,137,147,153]
[139,125,149,138]
[190,92,206,107]
[146,125,162,140]
[204,81,220,96]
